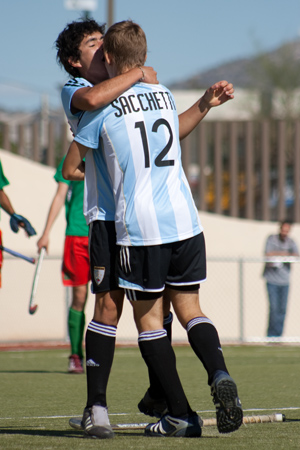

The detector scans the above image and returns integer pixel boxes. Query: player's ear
[68,57,82,69]
[104,52,112,65]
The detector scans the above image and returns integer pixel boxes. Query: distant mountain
[169,40,300,90]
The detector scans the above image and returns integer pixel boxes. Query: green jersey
[0,160,10,220]
[0,160,9,191]
[54,157,88,237]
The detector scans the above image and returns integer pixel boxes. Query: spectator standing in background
[263,220,299,337]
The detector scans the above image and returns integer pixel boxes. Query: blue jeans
[266,282,289,337]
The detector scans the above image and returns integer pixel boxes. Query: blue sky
[1,0,300,111]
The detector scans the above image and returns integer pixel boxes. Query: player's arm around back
[62,141,88,181]
[72,66,158,112]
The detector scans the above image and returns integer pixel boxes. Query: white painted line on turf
[0,407,299,421]
[0,413,129,421]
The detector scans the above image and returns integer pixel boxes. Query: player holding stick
[37,157,91,373]
[0,159,36,286]
[63,20,242,439]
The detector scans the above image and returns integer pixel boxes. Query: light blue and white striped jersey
[75,82,203,245]
[61,77,115,222]
[61,77,92,134]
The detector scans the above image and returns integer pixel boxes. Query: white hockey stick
[69,413,285,431]
[28,247,45,315]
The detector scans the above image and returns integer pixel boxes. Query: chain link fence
[201,257,300,343]
[1,255,299,345]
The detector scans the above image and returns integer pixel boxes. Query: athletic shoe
[211,370,243,433]
[144,412,202,437]
[138,390,168,418]
[82,405,114,439]
[68,354,84,374]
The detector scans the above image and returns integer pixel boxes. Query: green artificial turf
[0,345,299,449]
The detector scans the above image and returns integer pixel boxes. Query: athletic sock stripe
[186,316,214,333]
[138,329,167,342]
[87,321,117,338]
[163,311,173,325]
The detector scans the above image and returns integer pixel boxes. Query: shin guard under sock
[187,317,229,385]
[147,312,174,399]
[163,311,173,341]
[139,329,192,417]
[85,321,116,407]
[68,308,85,358]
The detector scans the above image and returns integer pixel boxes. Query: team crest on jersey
[94,266,105,285]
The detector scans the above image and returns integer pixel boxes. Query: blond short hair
[104,20,147,72]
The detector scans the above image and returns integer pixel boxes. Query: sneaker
[211,370,243,433]
[144,412,202,437]
[138,390,168,418]
[82,405,114,439]
[68,354,84,374]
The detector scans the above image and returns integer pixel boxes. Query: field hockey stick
[69,413,285,431]
[0,245,35,264]
[28,247,46,315]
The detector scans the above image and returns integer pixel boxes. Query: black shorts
[118,232,206,300]
[89,220,121,293]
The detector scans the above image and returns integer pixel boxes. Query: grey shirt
[263,234,299,285]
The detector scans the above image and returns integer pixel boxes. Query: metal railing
[204,256,300,343]
[1,254,299,344]
[1,117,300,222]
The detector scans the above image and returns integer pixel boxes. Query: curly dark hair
[55,19,105,77]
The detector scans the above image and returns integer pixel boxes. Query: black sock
[187,317,229,385]
[163,311,173,341]
[147,312,173,399]
[139,329,192,417]
[85,321,116,408]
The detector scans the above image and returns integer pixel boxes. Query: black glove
[10,213,37,237]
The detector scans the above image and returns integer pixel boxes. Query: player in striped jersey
[57,18,199,421]
[54,19,158,376]
[56,18,167,434]
[63,21,243,438]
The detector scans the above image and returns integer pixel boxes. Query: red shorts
[62,236,90,287]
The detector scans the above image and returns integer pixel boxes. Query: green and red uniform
[0,161,10,286]
[54,157,90,286]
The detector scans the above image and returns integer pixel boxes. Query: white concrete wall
[1,149,299,345]
[173,88,260,119]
